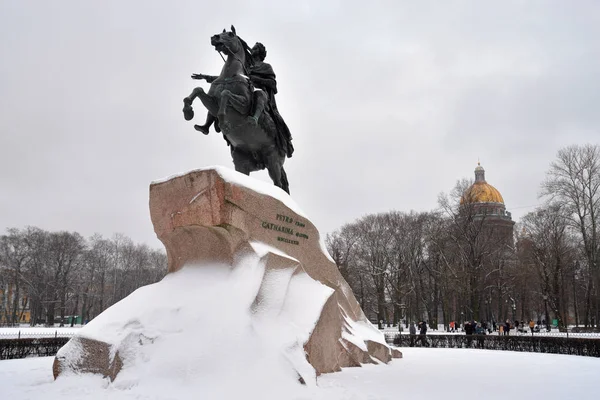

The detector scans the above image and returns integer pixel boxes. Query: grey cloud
[1,1,598,247]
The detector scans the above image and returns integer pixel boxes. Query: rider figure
[247,42,294,157]
[191,42,293,157]
[247,43,273,125]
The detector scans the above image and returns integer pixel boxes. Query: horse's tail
[280,167,290,194]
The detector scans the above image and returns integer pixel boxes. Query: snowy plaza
[1,348,598,400]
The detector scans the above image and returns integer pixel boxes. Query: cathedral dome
[460,163,505,205]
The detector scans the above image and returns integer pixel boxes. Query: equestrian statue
[182,26,294,194]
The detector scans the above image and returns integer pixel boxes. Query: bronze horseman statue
[183,26,293,194]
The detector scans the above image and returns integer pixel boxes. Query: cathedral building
[460,162,515,245]
[452,162,517,322]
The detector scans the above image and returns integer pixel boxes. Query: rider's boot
[249,91,268,125]
[182,98,194,121]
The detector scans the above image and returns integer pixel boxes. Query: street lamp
[399,303,406,331]
[484,299,489,322]
[542,294,550,332]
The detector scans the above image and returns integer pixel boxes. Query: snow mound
[56,246,333,393]
[55,166,397,394]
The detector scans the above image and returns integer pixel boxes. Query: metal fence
[3,333,600,361]
[0,331,77,340]
[0,337,70,360]
[385,333,600,357]
[383,326,600,339]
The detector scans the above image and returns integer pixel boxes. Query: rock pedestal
[53,167,400,383]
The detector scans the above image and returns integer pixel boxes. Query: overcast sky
[1,1,599,249]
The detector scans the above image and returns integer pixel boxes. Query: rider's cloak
[250,61,294,158]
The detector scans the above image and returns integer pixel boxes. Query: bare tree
[522,205,576,328]
[1,227,167,326]
[384,211,413,326]
[21,227,51,325]
[541,144,600,326]
[326,226,359,284]
[45,231,85,326]
[80,234,112,322]
[386,211,435,326]
[353,214,394,324]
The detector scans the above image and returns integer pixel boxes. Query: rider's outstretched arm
[191,73,218,83]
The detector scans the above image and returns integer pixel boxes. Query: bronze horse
[183,26,290,194]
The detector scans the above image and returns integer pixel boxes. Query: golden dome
[461,181,505,204]
[460,162,505,205]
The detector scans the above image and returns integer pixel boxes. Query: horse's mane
[237,35,254,71]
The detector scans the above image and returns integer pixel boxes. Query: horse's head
[211,25,244,57]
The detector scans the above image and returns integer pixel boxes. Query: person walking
[464,321,474,347]
[475,322,486,348]
[419,321,428,347]
[409,322,416,347]
[504,320,511,336]
[529,319,535,335]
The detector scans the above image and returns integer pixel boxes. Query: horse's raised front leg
[182,90,196,121]
[183,87,219,121]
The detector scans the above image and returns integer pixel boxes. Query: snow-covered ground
[1,348,597,400]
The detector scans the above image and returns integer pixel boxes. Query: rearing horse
[182,26,290,194]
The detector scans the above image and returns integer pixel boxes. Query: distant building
[460,162,515,245]
[0,282,31,325]
[451,162,517,322]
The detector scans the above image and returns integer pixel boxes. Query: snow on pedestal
[53,167,400,385]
